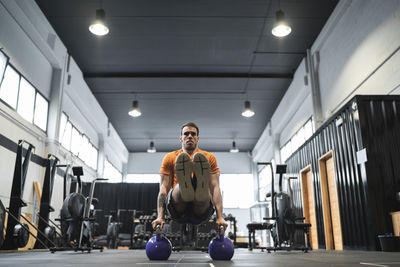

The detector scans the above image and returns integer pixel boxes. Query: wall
[251,0,400,251]
[285,95,400,250]
[253,0,400,164]
[285,97,370,249]
[0,0,128,226]
[252,59,313,164]
[0,1,54,98]
[127,152,252,174]
[315,0,400,117]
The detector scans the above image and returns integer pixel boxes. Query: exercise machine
[51,166,106,252]
[0,140,54,250]
[95,209,124,249]
[33,154,61,249]
[260,162,311,252]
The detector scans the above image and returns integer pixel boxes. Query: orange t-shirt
[159,148,220,189]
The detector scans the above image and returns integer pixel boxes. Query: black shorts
[166,188,215,225]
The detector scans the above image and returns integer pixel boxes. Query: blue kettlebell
[146,224,172,260]
[208,225,234,260]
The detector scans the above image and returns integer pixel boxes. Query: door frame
[300,165,319,249]
[318,150,343,250]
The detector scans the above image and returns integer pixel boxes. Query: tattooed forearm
[158,192,167,209]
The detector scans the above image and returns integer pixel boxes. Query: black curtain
[82,182,159,235]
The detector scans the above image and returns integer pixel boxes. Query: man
[152,122,227,230]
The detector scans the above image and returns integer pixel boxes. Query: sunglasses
[183,131,197,137]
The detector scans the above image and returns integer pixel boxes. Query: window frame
[58,112,99,171]
[70,125,82,156]
[0,60,49,133]
[257,165,273,202]
[103,158,123,183]
[33,90,49,131]
[0,49,9,88]
[0,64,21,110]
[280,117,314,162]
[16,76,36,123]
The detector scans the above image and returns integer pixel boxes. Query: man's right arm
[152,174,172,229]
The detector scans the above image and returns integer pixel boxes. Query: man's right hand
[152,217,165,230]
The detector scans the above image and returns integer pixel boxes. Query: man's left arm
[209,172,228,229]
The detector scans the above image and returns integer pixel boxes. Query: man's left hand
[216,217,228,231]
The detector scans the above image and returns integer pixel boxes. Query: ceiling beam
[84,72,294,79]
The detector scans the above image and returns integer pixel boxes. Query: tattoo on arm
[158,192,167,209]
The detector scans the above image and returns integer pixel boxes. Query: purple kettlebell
[146,225,172,260]
[208,225,234,260]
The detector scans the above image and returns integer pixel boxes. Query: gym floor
[1,249,399,267]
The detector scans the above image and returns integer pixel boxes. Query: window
[0,65,19,109]
[219,174,254,208]
[280,140,292,163]
[304,119,313,140]
[0,56,49,132]
[258,165,273,202]
[61,121,72,150]
[17,77,36,122]
[58,112,98,170]
[280,117,314,162]
[0,49,8,87]
[88,144,98,170]
[291,131,301,151]
[70,127,81,156]
[33,92,48,131]
[79,135,90,163]
[103,159,122,183]
[59,112,68,141]
[126,174,160,183]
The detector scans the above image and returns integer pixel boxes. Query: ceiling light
[89,9,109,36]
[241,100,255,118]
[271,10,291,37]
[230,141,239,153]
[147,141,156,153]
[128,100,141,117]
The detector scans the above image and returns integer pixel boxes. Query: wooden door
[319,151,343,250]
[300,165,318,249]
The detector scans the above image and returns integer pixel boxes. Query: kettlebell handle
[155,224,162,241]
[155,224,161,233]
[219,225,225,235]
[218,225,225,240]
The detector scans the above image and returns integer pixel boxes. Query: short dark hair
[181,122,199,136]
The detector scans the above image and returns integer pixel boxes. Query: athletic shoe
[174,152,194,201]
[193,152,210,202]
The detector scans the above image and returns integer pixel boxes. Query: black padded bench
[246,222,272,251]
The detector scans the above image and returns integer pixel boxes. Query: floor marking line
[209,264,215,267]
[174,255,184,267]
[360,263,388,267]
